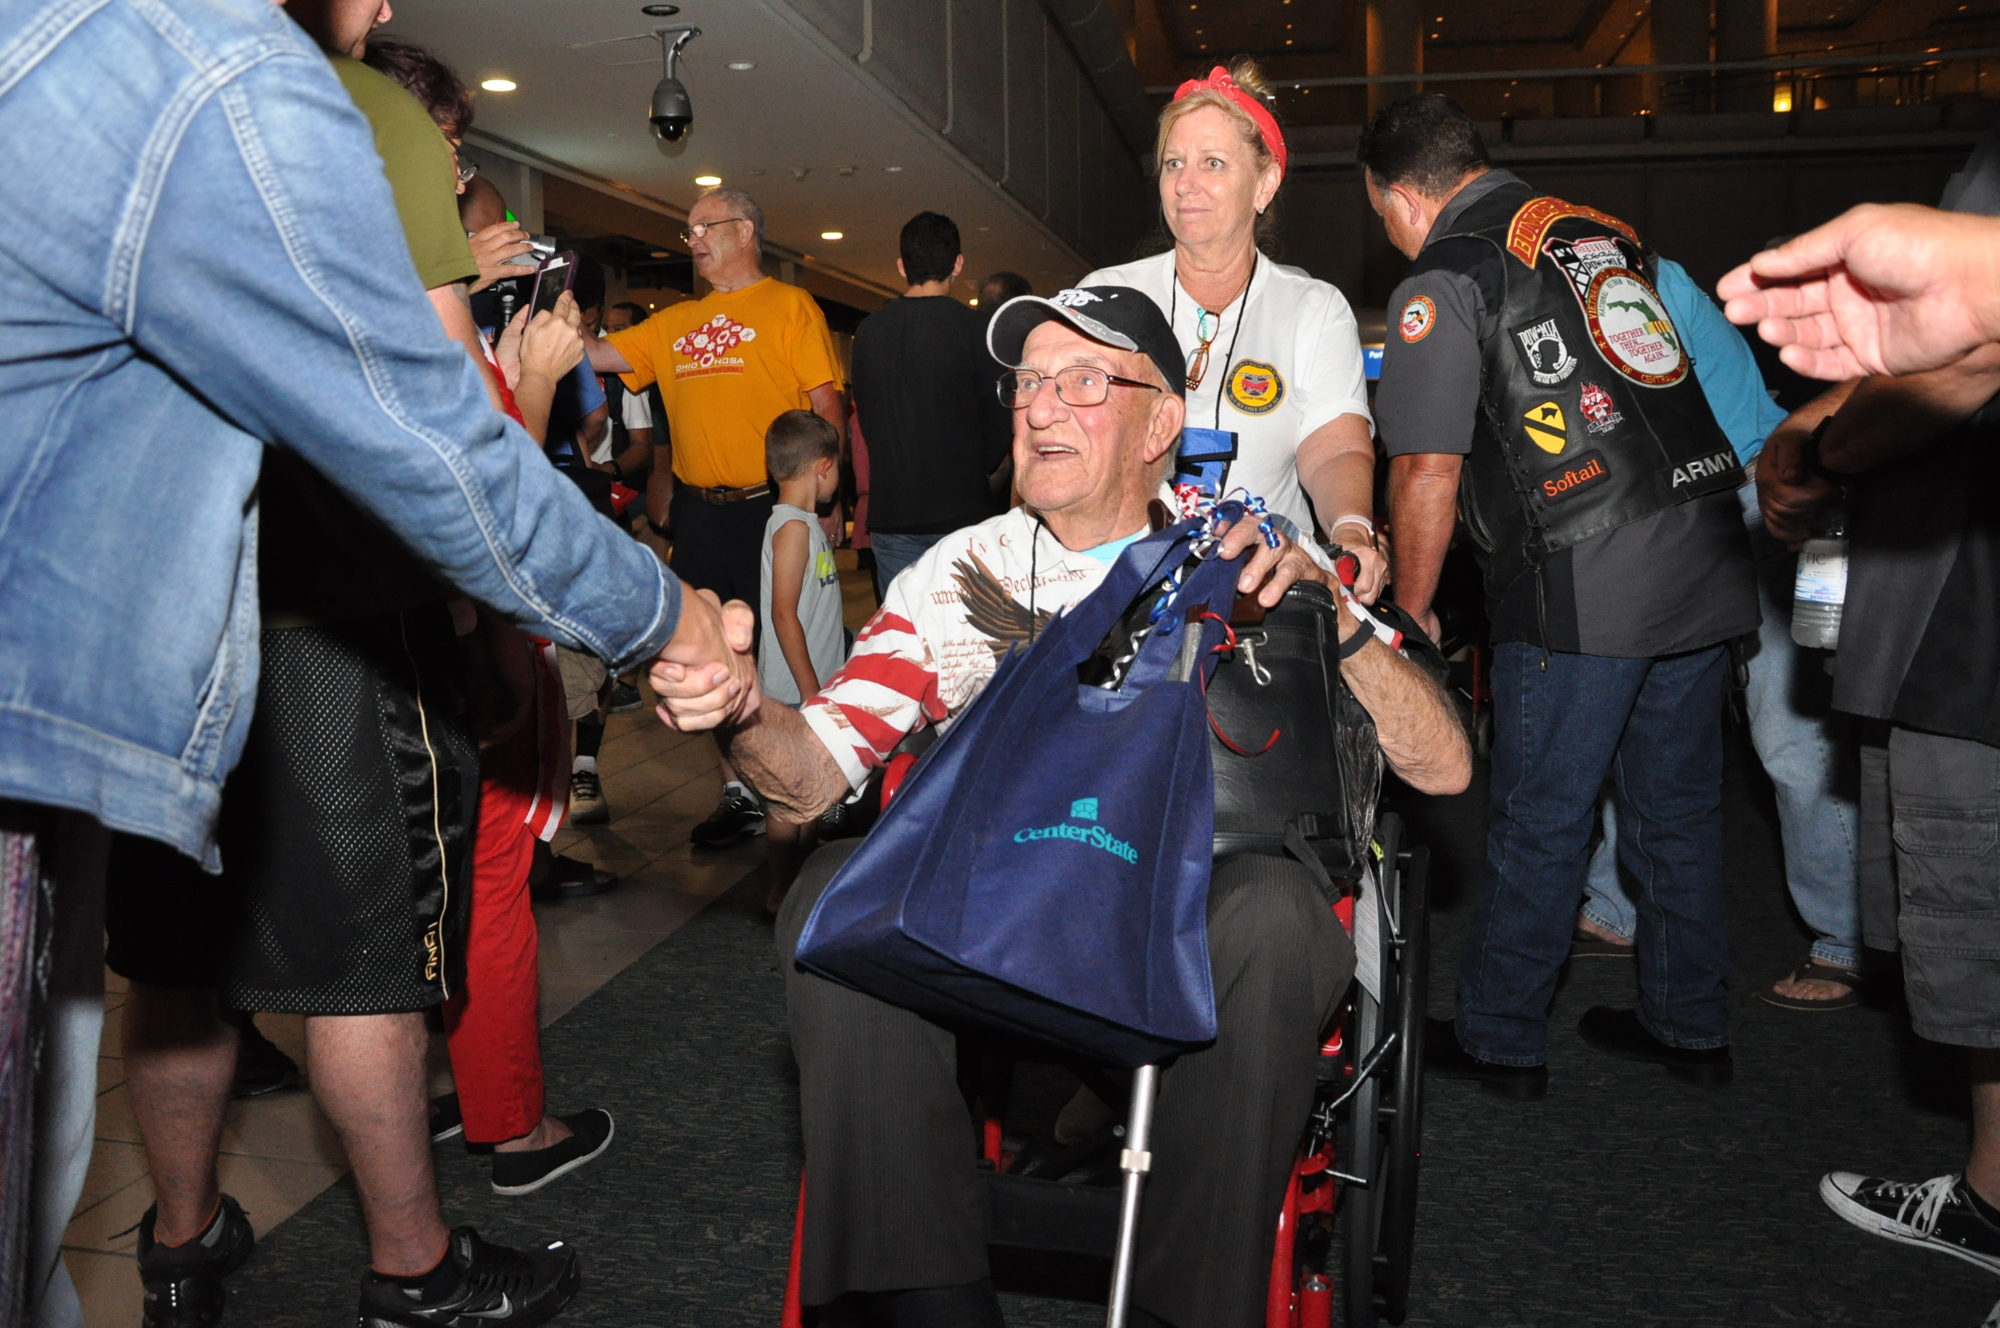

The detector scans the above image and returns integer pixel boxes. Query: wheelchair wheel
[1340,981,1384,1328]
[1375,837,1430,1324]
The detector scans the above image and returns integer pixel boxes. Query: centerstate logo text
[673,314,758,377]
[1011,796,1140,865]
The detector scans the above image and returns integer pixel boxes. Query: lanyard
[1170,255,1257,432]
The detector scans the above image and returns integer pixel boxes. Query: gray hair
[699,185,763,252]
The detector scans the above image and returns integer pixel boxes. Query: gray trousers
[1871,726,2000,1048]
[777,842,1353,1328]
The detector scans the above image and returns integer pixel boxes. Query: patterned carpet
[223,735,2000,1326]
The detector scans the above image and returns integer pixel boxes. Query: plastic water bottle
[1792,510,1848,649]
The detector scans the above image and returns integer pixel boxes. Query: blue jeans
[1584,490,1859,968]
[871,531,949,602]
[1458,643,1733,1065]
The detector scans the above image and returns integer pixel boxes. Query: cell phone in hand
[527,251,578,320]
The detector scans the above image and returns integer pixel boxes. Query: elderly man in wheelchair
[656,287,1471,1328]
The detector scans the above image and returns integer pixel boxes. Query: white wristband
[1329,514,1375,540]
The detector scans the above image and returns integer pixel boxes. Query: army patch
[1398,295,1436,342]
[1513,317,1577,386]
[1226,360,1285,415]
[1522,401,1567,455]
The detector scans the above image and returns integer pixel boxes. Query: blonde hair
[1153,56,1280,178]
[1152,57,1283,245]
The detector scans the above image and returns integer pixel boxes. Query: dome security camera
[650,27,699,142]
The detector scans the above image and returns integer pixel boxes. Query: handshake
[650,588,761,732]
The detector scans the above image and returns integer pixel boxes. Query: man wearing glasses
[587,187,846,847]
[647,287,1469,1326]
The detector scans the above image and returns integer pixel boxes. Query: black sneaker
[226,1012,300,1099]
[1577,1006,1732,1087]
[357,1227,580,1327]
[528,854,617,904]
[137,1194,254,1327]
[491,1109,616,1196]
[567,768,609,825]
[690,787,765,848]
[606,681,643,713]
[1821,1171,2000,1275]
[1422,1017,1548,1100]
[430,1093,464,1143]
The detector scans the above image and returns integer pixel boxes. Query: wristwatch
[1799,415,1848,485]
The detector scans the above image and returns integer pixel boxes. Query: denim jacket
[0,0,682,866]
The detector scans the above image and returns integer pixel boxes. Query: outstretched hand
[1717,203,2000,380]
[650,588,759,732]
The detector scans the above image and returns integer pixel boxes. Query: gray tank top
[758,504,849,705]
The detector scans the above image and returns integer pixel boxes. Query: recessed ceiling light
[649,250,672,258]
[726,61,756,71]
[694,174,722,186]
[480,78,517,92]
[640,3,680,15]
[884,165,905,172]
[820,231,844,240]
[969,297,979,307]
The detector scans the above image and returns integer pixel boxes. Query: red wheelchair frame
[782,757,1430,1328]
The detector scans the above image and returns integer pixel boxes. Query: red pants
[443,727,545,1144]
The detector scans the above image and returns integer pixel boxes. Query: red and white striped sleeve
[800,579,948,790]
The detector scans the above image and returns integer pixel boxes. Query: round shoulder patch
[1226,360,1286,416]
[1398,295,1437,343]
[1583,269,1687,388]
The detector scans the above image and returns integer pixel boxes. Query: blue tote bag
[794,513,1244,1068]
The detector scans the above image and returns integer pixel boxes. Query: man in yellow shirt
[590,186,846,845]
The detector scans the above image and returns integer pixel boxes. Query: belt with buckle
[695,482,772,505]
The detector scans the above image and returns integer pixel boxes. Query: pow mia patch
[1399,295,1437,343]
[1512,317,1577,386]
[1226,360,1285,415]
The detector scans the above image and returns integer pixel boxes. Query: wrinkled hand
[1215,515,1328,609]
[494,304,529,390]
[468,222,535,294]
[518,292,585,386]
[1756,417,1841,547]
[649,588,758,732]
[1717,203,2000,380]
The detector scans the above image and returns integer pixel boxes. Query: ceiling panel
[377,0,1096,293]
[1431,1,1600,46]
[1158,0,1349,60]
[1777,0,1878,29]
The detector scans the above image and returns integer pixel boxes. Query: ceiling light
[726,61,756,71]
[969,298,979,307]
[650,250,672,258]
[480,78,517,92]
[820,231,844,240]
[641,3,680,14]
[694,174,722,186]
[884,165,905,172]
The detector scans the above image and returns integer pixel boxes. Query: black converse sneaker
[136,1194,254,1327]
[356,1227,581,1327]
[1820,1171,2000,1274]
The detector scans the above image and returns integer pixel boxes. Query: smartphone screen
[528,251,577,318]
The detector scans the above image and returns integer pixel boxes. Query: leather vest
[1410,185,1742,558]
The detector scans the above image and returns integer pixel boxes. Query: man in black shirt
[851,212,1012,598]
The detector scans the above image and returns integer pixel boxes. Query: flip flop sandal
[1569,927,1637,959]
[1758,957,1863,1011]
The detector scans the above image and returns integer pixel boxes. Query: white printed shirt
[802,507,1119,789]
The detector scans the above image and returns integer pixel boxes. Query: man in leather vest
[1368,94,1759,1097]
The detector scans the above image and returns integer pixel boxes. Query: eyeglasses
[680,217,752,242]
[455,157,479,186]
[999,366,1163,410]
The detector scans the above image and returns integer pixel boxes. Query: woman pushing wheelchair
[654,286,1469,1327]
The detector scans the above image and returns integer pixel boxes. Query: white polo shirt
[1082,250,1373,535]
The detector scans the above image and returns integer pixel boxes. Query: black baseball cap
[986,286,1185,397]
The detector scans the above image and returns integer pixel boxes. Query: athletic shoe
[1422,1017,1548,1100]
[528,855,617,904]
[1821,1171,2000,1275]
[429,1093,464,1143]
[1577,1006,1732,1087]
[356,1227,580,1328]
[491,1109,616,1196]
[567,768,609,825]
[690,788,765,848]
[228,1015,301,1099]
[606,681,643,713]
[137,1193,254,1328]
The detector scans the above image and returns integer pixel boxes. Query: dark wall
[1274,146,1974,314]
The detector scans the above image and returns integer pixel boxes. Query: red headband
[1171,66,1287,179]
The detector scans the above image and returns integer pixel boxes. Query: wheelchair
[781,579,1435,1328]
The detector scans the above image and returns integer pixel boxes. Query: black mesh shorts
[105,607,478,1014]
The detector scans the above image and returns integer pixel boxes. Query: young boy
[758,409,848,913]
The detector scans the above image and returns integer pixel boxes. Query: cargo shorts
[1892,725,2000,1049]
